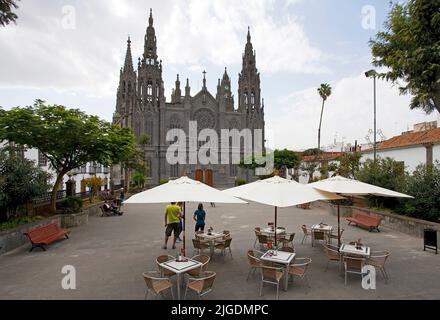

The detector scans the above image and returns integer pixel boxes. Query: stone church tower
[113,9,265,188]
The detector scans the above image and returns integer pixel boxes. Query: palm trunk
[433,92,440,114]
[318,99,325,152]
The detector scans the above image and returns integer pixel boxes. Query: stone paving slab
[0,201,439,300]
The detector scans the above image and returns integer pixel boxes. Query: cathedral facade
[112,10,265,188]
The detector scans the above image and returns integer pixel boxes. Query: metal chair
[184,271,216,300]
[192,238,209,255]
[312,230,326,247]
[343,255,366,286]
[186,254,210,278]
[142,271,174,300]
[288,257,312,290]
[259,266,284,300]
[253,227,261,248]
[257,234,270,250]
[156,255,176,278]
[247,250,263,281]
[214,238,232,258]
[367,251,390,283]
[322,244,341,272]
[279,232,295,248]
[280,246,295,253]
[329,228,344,244]
[301,225,312,244]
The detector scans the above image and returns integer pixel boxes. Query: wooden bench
[346,212,382,232]
[24,223,70,252]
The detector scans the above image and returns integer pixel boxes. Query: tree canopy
[0,0,19,27]
[0,100,136,213]
[0,146,51,221]
[370,0,440,114]
[240,149,300,172]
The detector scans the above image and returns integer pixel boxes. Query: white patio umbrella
[223,176,344,247]
[309,176,413,246]
[125,176,247,254]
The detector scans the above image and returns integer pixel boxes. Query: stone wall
[318,201,440,238]
[0,215,62,255]
[0,202,103,255]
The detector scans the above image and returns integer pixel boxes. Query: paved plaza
[0,201,439,300]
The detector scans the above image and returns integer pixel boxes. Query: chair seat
[366,258,383,268]
[188,280,204,293]
[267,271,284,282]
[151,279,173,294]
[288,266,305,277]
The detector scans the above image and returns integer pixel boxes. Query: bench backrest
[353,212,382,226]
[26,223,61,240]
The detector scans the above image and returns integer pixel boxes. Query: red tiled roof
[364,127,440,152]
[302,152,344,162]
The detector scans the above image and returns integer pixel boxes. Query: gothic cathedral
[112,9,265,188]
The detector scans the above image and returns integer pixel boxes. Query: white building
[361,120,440,173]
[22,147,110,194]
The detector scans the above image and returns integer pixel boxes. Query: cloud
[0,0,327,100]
[267,73,439,150]
[160,0,327,74]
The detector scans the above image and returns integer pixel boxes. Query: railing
[75,191,91,200]
[32,190,66,205]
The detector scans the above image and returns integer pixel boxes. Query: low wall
[82,201,104,217]
[319,201,440,238]
[0,202,103,255]
[0,215,62,255]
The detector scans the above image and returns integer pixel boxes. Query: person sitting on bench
[103,201,123,215]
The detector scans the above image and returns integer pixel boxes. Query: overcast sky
[1,0,438,150]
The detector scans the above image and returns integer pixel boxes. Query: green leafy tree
[239,149,300,175]
[0,146,51,221]
[317,83,332,152]
[399,162,440,221]
[370,0,440,114]
[0,0,19,27]
[0,100,136,213]
[302,148,320,156]
[273,149,300,170]
[336,153,362,178]
[356,157,407,208]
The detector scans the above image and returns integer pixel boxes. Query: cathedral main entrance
[194,169,214,186]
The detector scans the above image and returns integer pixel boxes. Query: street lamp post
[365,69,378,163]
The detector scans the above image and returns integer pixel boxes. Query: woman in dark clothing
[193,203,207,232]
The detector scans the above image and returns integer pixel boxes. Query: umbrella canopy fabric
[223,175,344,207]
[125,176,247,204]
[309,176,413,198]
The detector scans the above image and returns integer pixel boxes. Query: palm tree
[317,83,332,153]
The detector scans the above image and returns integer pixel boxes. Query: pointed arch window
[147,81,153,102]
[250,92,255,107]
[244,93,248,106]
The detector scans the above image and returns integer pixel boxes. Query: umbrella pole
[274,206,278,248]
[337,202,341,248]
[183,202,186,257]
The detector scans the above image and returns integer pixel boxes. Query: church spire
[149,8,153,27]
[239,27,261,112]
[202,70,207,91]
[123,36,134,72]
[144,8,158,63]
[185,78,191,97]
